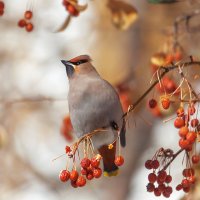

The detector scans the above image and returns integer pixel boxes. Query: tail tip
[103,169,119,177]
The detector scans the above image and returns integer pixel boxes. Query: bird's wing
[68,76,124,138]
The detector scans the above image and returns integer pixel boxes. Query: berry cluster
[59,153,102,188]
[148,97,171,111]
[145,148,174,198]
[59,143,125,188]
[147,84,200,198]
[0,1,4,16]
[151,51,182,71]
[62,0,79,17]
[18,10,34,32]
[175,168,195,193]
[148,50,182,117]
[175,104,199,151]
[60,115,73,142]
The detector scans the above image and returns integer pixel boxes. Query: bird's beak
[61,60,73,68]
[61,60,81,74]
[61,60,75,78]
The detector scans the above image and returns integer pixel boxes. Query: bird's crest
[69,55,91,63]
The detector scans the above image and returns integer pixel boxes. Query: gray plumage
[62,55,126,149]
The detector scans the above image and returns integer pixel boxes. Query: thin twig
[162,148,184,171]
[123,60,200,118]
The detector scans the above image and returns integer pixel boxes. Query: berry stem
[123,60,200,118]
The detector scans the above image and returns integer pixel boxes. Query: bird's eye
[77,61,81,65]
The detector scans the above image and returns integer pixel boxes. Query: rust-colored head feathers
[69,55,92,64]
[61,55,96,78]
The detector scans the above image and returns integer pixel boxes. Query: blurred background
[0,0,200,200]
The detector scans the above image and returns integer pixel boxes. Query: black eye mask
[70,59,88,65]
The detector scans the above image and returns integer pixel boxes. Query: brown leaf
[107,0,138,30]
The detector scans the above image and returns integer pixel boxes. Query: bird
[148,0,181,3]
[61,55,126,176]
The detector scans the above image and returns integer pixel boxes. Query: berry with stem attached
[59,170,70,182]
[114,156,124,166]
[70,170,79,181]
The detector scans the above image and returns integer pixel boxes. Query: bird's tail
[98,142,118,177]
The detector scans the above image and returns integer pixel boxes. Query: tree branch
[123,60,200,118]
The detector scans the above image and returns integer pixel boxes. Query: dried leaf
[151,52,166,66]
[107,0,138,30]
[55,15,71,32]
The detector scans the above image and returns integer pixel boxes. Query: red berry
[18,19,27,28]
[0,1,4,9]
[165,175,172,183]
[81,158,91,169]
[86,173,94,180]
[157,178,164,185]
[148,99,157,109]
[158,184,165,192]
[165,186,173,194]
[188,176,195,184]
[26,22,34,32]
[67,4,79,17]
[0,9,4,16]
[188,168,195,176]
[186,144,193,152]
[148,173,157,183]
[186,131,197,144]
[70,170,79,181]
[182,179,190,188]
[76,176,86,187]
[71,180,78,188]
[151,160,159,169]
[87,166,93,173]
[65,145,71,154]
[176,184,183,191]
[93,168,102,178]
[174,117,185,128]
[191,119,199,127]
[157,170,167,182]
[24,10,33,20]
[163,77,177,93]
[179,138,190,149]
[114,156,124,166]
[145,160,152,170]
[179,126,189,138]
[146,183,155,192]
[182,169,188,177]
[162,191,170,198]
[183,168,195,177]
[183,186,190,193]
[81,168,87,175]
[154,188,161,196]
[59,170,70,182]
[63,0,70,6]
[91,157,100,168]
[177,107,184,117]
[192,155,200,164]
[61,116,73,142]
[161,98,170,109]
